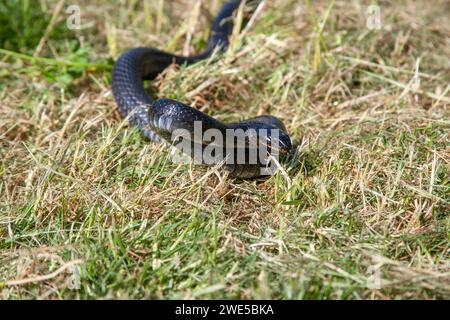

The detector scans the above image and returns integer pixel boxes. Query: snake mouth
[266,130,293,157]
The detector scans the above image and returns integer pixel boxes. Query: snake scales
[112,0,292,178]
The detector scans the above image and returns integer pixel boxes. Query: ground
[0,0,449,299]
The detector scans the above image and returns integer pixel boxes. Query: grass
[0,0,449,299]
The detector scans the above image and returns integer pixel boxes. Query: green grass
[0,0,449,299]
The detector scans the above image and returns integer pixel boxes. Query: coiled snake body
[112,0,291,178]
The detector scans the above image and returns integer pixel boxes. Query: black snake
[112,0,292,178]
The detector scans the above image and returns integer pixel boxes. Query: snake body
[112,0,291,178]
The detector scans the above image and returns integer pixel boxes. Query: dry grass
[0,0,449,299]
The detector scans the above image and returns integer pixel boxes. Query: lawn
[0,0,449,299]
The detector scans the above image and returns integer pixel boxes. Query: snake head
[229,115,292,159]
[260,126,292,161]
[273,128,293,158]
